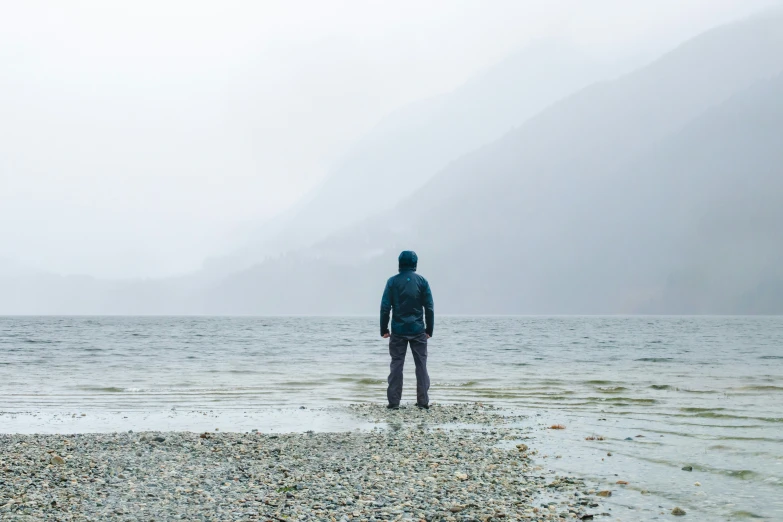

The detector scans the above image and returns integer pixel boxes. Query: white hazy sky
[1,0,780,278]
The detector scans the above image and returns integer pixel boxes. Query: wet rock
[672,507,686,516]
[681,466,693,472]
[516,444,528,452]
[596,490,611,497]
[50,455,65,465]
[0,404,610,520]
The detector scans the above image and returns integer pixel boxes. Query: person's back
[380,251,434,409]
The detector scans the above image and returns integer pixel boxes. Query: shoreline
[0,406,373,436]
[0,404,617,521]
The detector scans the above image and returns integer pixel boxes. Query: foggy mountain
[204,9,783,315]
[626,72,783,314]
[0,39,621,314]
[3,9,783,315]
[204,40,639,276]
[0,258,38,278]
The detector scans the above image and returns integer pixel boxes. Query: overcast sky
[1,0,780,278]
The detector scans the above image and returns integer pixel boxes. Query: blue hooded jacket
[380,251,434,337]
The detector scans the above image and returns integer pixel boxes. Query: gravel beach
[1,404,607,521]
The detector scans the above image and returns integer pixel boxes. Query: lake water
[1,316,782,519]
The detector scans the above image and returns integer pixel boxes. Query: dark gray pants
[387,333,430,406]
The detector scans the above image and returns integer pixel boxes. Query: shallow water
[1,315,782,519]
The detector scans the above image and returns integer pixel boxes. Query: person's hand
[426,334,431,339]
[382,333,390,339]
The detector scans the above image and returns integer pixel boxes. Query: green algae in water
[735,385,783,392]
[596,386,628,393]
[591,397,657,404]
[476,390,525,399]
[730,511,765,519]
[75,386,126,393]
[356,378,385,385]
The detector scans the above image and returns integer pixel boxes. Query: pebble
[0,404,605,520]
[672,506,687,516]
[682,466,693,471]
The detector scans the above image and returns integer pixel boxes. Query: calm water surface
[1,316,781,520]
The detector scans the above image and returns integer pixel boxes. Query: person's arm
[423,280,434,338]
[380,280,392,337]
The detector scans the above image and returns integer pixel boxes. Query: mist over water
[2,316,782,518]
[3,2,783,316]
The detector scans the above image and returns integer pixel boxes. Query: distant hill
[205,40,637,276]
[3,12,783,315]
[205,9,783,315]
[0,258,37,278]
[619,72,783,314]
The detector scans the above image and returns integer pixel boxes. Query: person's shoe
[387,404,400,410]
[415,403,429,410]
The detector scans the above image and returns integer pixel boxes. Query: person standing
[380,250,434,409]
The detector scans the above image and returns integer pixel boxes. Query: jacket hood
[398,250,418,272]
